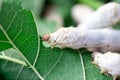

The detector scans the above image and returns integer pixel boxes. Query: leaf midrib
[0,25,44,80]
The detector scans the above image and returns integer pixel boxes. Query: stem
[0,55,27,66]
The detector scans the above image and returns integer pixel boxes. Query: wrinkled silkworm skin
[92,52,120,80]
[43,27,120,52]
[78,2,120,29]
[46,27,83,49]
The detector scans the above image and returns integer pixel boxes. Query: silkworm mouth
[42,34,50,41]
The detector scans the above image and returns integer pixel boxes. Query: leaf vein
[78,50,86,80]
[15,66,24,80]
[44,51,64,79]
[0,25,44,80]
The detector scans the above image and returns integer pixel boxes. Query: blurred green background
[22,0,120,36]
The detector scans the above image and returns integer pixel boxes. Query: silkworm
[78,2,120,29]
[42,3,120,80]
[42,2,120,52]
[71,4,94,23]
[42,27,120,52]
[92,52,120,80]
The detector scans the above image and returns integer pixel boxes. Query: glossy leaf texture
[0,0,43,79]
[0,0,39,64]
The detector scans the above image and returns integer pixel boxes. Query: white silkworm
[42,27,120,52]
[78,2,120,29]
[92,52,120,80]
[42,2,120,52]
[42,3,120,79]
[42,3,120,50]
[71,4,94,23]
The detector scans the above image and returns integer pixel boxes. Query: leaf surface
[0,60,39,80]
[0,41,112,80]
[0,0,43,79]
[37,43,112,80]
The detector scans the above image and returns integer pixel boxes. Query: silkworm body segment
[78,2,120,29]
[92,52,120,80]
[43,27,120,52]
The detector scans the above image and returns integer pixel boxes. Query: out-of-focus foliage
[78,0,104,9]
[114,0,120,3]
[0,0,2,12]
[22,0,44,17]
[37,19,58,36]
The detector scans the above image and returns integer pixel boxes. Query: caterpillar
[42,2,120,79]
[77,2,120,30]
[92,52,120,80]
[42,2,120,52]
[42,27,120,52]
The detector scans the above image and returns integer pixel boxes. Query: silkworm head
[92,52,103,63]
[42,34,50,41]
[42,28,67,47]
[42,27,81,48]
